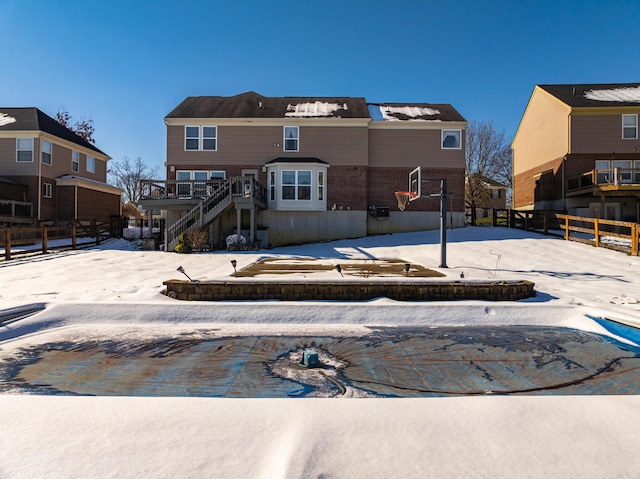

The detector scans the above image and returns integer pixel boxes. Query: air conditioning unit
[369,205,390,218]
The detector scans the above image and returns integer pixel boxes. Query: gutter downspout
[37,135,42,221]
[75,183,78,220]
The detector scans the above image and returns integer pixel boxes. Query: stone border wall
[163,280,536,302]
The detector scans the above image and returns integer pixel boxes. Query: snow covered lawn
[1,226,640,478]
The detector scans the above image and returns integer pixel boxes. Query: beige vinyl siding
[368,129,465,168]
[571,113,640,153]
[512,87,570,175]
[0,138,39,175]
[38,141,107,182]
[167,125,368,166]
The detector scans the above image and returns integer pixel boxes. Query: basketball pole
[439,179,447,268]
[423,178,448,268]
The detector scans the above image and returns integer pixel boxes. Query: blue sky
[2,0,640,173]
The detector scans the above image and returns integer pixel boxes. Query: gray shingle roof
[539,83,640,108]
[166,91,467,122]
[0,107,106,155]
[167,92,370,119]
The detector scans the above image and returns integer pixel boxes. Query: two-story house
[0,108,122,225]
[142,92,466,249]
[512,83,640,221]
[465,173,508,223]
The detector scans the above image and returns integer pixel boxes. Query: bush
[185,228,209,252]
[174,233,192,254]
[174,229,209,253]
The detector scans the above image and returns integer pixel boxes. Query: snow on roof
[368,105,441,121]
[0,112,17,126]
[285,102,345,117]
[584,86,640,103]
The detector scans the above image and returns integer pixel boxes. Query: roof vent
[258,101,263,108]
[343,102,348,110]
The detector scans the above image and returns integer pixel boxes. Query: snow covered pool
[2,325,640,397]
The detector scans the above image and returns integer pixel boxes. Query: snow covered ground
[1,226,640,478]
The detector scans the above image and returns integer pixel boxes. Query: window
[202,127,217,150]
[635,160,640,183]
[16,138,33,162]
[442,129,461,149]
[613,160,632,183]
[193,171,208,197]
[266,161,327,211]
[185,126,217,151]
[43,183,52,198]
[595,160,610,184]
[491,189,501,199]
[185,126,199,150]
[282,170,311,200]
[269,171,276,202]
[318,171,324,201]
[72,151,79,172]
[176,170,192,196]
[622,114,637,139]
[86,155,95,173]
[41,140,52,165]
[210,171,226,180]
[284,126,299,151]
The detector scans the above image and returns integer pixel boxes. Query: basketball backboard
[409,167,421,200]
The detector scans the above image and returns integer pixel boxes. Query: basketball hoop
[395,191,416,211]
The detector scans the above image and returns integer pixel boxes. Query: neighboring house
[0,108,122,225]
[141,91,466,249]
[465,173,508,222]
[512,84,640,221]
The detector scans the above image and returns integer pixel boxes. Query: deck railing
[567,168,640,192]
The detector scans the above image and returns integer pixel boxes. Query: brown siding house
[144,91,467,249]
[512,84,640,221]
[0,108,122,225]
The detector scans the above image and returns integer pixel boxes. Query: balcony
[139,177,267,209]
[567,168,640,195]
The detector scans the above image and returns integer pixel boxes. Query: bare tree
[56,109,96,144]
[465,120,512,225]
[108,157,159,204]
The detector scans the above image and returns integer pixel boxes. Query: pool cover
[1,326,640,397]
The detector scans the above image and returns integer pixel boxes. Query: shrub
[174,233,192,254]
[185,228,209,252]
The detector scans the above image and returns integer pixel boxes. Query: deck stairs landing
[165,177,266,251]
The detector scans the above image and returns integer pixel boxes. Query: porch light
[231,259,237,277]
[177,266,193,282]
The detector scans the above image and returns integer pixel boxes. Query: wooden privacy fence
[0,219,113,261]
[492,209,640,256]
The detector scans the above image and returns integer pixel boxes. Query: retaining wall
[163,280,536,302]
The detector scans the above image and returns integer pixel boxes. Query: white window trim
[87,155,95,173]
[622,114,638,140]
[16,138,34,162]
[43,182,52,198]
[281,169,312,201]
[72,151,79,172]
[283,126,299,152]
[266,161,327,211]
[185,125,218,151]
[41,139,52,165]
[442,129,462,149]
[202,126,217,151]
